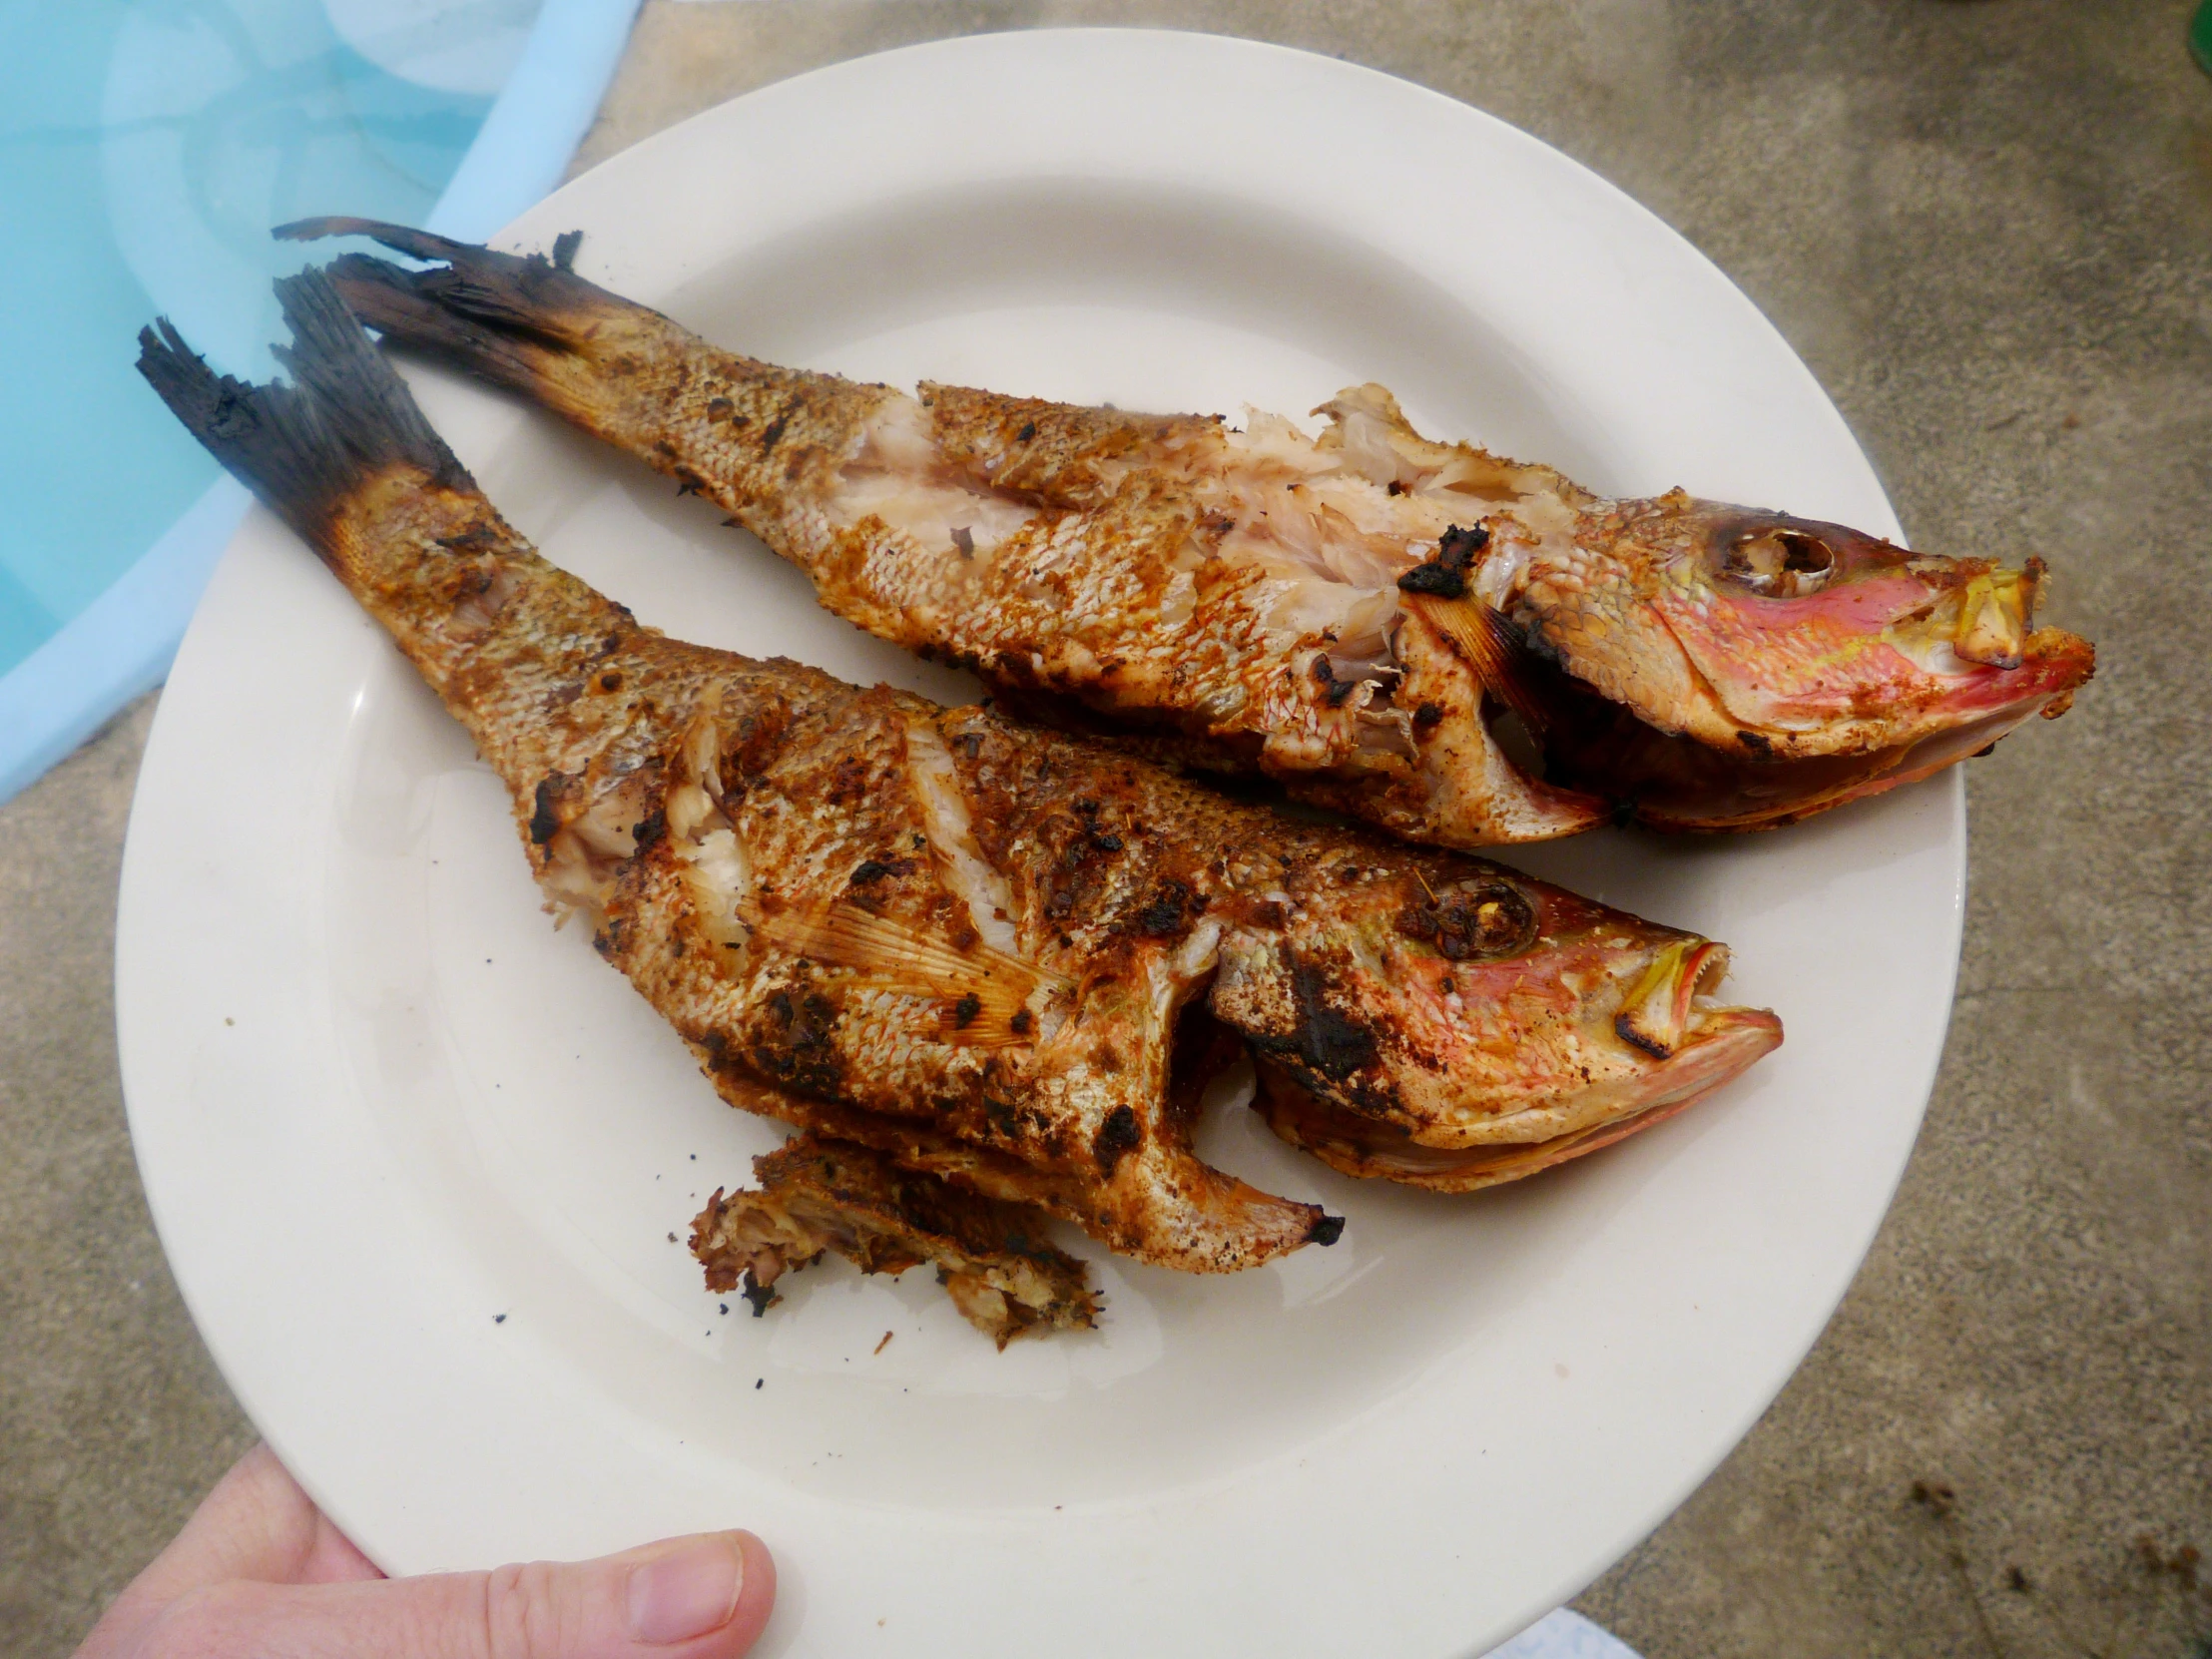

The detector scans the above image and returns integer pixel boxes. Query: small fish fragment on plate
[692,1134,1097,1349]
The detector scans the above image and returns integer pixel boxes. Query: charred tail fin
[276,217,620,400]
[136,272,472,542]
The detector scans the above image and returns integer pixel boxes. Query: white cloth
[1483,1609,1643,1659]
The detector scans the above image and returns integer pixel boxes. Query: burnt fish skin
[287,218,2093,843]
[139,276,1780,1322]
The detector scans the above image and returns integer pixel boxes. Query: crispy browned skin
[139,277,1782,1308]
[292,218,2091,841]
[692,1134,1096,1348]
[298,219,1603,845]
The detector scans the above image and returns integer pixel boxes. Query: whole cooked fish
[139,275,1781,1339]
[291,219,2094,844]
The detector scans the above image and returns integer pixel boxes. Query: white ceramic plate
[117,31,1961,1658]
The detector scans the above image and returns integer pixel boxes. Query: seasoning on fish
[289,218,2094,842]
[138,275,1782,1338]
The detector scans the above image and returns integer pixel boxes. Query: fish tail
[140,269,639,777]
[276,217,635,419]
[136,271,473,547]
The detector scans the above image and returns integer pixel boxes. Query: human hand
[75,1443,776,1659]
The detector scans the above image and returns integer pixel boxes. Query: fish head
[1211,851,1783,1189]
[1490,493,2095,827]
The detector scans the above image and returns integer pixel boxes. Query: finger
[77,1445,381,1659]
[166,1445,382,1585]
[126,1528,776,1659]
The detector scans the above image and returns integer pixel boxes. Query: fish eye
[1393,877,1537,961]
[1720,527,1835,598]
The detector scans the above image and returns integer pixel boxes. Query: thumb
[128,1529,777,1659]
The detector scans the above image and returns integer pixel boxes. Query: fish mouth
[1883,558,2051,674]
[1613,938,1729,1057]
[1253,941,1782,1193]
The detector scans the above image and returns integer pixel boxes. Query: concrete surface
[6,2,2209,1655]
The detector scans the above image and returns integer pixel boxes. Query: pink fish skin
[1467,494,2094,829]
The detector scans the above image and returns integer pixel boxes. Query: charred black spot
[848,856,916,885]
[952,992,983,1029]
[1614,1011,1674,1060]
[1041,803,1128,918]
[1136,898,1183,936]
[740,1271,778,1317]
[1394,878,1537,961]
[1251,959,1380,1081]
[950,525,974,558]
[1307,1213,1347,1247]
[434,523,499,553]
[1135,880,1198,937]
[1397,562,1466,599]
[1009,1007,1033,1036]
[1396,522,1489,599]
[630,809,667,853]
[759,412,789,452]
[705,396,734,420]
[1736,728,1774,756]
[674,467,707,497]
[1092,1104,1142,1173]
[1312,655,1336,684]
[752,989,841,1096]
[550,229,583,271]
[1385,479,1403,496]
[1016,420,1037,442]
[528,777,564,844]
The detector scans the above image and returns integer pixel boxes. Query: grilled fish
[291,219,2093,843]
[139,275,1781,1332]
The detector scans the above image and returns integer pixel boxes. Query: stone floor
[6,3,2210,1655]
